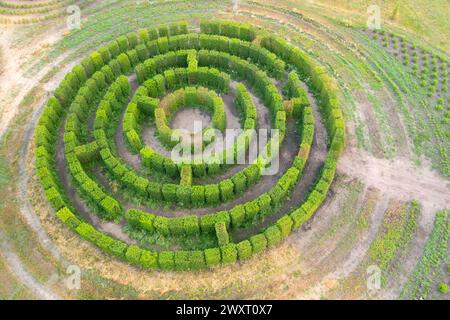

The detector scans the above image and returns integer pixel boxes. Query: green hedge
[153,86,227,149]
[250,234,267,254]
[220,243,238,264]
[205,184,220,206]
[200,19,256,42]
[36,21,344,272]
[230,205,246,228]
[204,247,221,268]
[236,240,252,260]
[201,211,230,233]
[215,221,230,246]
[219,179,234,201]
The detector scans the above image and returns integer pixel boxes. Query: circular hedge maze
[35,20,345,271]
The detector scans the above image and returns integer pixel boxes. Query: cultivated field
[0,0,448,300]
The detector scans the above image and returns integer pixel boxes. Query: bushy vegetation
[35,20,344,271]
[401,210,449,299]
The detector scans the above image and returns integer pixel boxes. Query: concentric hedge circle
[35,20,345,271]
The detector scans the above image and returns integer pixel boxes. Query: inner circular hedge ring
[35,20,345,271]
[155,86,227,150]
[125,67,259,179]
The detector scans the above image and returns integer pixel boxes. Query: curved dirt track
[0,231,60,300]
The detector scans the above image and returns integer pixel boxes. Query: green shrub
[183,216,200,235]
[231,172,247,195]
[126,32,139,48]
[154,216,170,236]
[147,181,162,201]
[289,207,308,230]
[215,221,230,246]
[169,217,185,235]
[220,243,237,264]
[117,53,132,73]
[163,158,178,177]
[90,51,104,70]
[250,234,267,254]
[189,251,206,270]
[138,212,155,232]
[109,59,122,77]
[56,207,81,229]
[108,240,128,259]
[157,37,169,54]
[236,240,252,261]
[45,187,65,211]
[269,185,286,209]
[244,201,259,222]
[125,209,155,232]
[73,65,87,83]
[174,251,190,270]
[176,185,191,206]
[438,283,448,294]
[201,211,230,233]
[158,251,175,270]
[230,205,246,228]
[192,162,206,177]
[264,226,282,247]
[136,44,149,61]
[191,185,205,207]
[124,209,142,227]
[219,179,234,201]
[100,196,122,220]
[204,247,221,268]
[134,177,149,197]
[180,165,192,186]
[206,160,221,175]
[127,49,140,66]
[257,194,272,217]
[150,152,165,172]
[140,250,158,269]
[81,57,96,77]
[243,164,260,187]
[96,234,115,253]
[125,130,143,153]
[162,183,178,202]
[205,184,220,205]
[125,245,143,265]
[117,35,129,52]
[277,215,294,238]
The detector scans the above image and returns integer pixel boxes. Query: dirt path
[298,190,390,299]
[0,27,71,141]
[0,231,60,300]
[1,22,87,300]
[336,147,449,298]
[246,129,449,299]
[337,148,449,215]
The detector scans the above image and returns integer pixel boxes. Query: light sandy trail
[0,231,61,300]
[0,29,71,141]
[338,148,449,214]
[0,26,77,300]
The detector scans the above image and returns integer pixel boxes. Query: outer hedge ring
[35,20,345,271]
